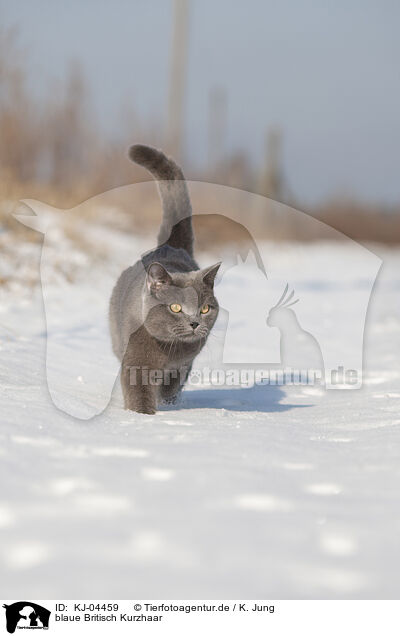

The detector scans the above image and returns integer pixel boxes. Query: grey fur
[109,145,220,414]
[129,144,194,256]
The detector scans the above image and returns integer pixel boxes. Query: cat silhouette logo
[2,602,50,633]
[14,180,381,419]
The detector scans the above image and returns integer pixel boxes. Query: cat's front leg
[121,361,157,414]
[159,374,182,404]
[159,365,192,404]
[121,333,159,414]
[124,386,157,414]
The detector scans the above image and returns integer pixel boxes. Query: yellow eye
[170,303,182,313]
[200,304,210,314]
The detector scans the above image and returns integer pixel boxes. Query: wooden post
[260,126,284,201]
[166,0,189,163]
[208,86,228,170]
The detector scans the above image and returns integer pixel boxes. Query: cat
[109,144,221,414]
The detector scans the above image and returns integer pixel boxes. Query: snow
[1,216,400,599]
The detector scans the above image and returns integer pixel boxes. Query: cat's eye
[170,303,182,313]
[200,304,210,314]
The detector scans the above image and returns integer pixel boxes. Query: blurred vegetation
[1,26,400,245]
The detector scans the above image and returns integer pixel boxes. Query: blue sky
[1,0,400,204]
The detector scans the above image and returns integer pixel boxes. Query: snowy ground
[1,219,400,599]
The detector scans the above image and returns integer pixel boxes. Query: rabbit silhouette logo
[2,602,51,633]
[267,283,324,375]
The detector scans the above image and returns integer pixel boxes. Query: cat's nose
[190,320,199,330]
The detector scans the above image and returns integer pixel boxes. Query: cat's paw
[125,404,156,415]
[162,394,179,405]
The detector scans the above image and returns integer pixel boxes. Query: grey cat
[109,144,221,414]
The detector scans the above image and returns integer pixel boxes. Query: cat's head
[142,262,221,343]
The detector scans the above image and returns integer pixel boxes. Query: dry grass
[1,26,399,250]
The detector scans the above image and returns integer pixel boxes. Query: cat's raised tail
[129,144,194,258]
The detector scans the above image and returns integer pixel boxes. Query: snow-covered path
[1,234,400,599]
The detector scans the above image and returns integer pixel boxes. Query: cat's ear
[146,262,172,291]
[201,262,222,288]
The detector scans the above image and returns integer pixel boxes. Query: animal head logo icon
[2,602,51,634]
